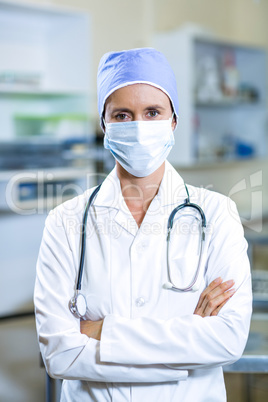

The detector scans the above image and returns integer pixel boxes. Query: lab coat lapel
[112,209,138,237]
[92,160,192,236]
[93,165,121,210]
[139,161,188,233]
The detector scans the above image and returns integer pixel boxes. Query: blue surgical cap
[97,47,179,128]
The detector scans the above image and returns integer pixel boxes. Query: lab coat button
[135,297,145,307]
[136,242,148,253]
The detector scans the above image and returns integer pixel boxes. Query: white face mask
[103,117,175,177]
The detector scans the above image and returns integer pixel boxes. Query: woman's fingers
[202,288,236,317]
[199,279,235,313]
[211,297,231,316]
[195,277,223,310]
[194,277,235,317]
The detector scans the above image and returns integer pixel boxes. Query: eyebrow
[111,108,133,114]
[111,105,166,113]
[145,105,165,110]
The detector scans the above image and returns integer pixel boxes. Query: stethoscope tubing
[76,184,102,291]
[165,187,206,292]
[71,182,207,318]
[167,201,206,233]
[166,223,205,292]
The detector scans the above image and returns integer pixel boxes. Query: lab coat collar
[93,164,124,210]
[93,160,189,210]
[157,160,188,206]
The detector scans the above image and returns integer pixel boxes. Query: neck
[116,161,165,211]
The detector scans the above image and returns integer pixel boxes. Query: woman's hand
[80,319,103,340]
[194,277,235,317]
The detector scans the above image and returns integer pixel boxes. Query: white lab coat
[34,161,252,402]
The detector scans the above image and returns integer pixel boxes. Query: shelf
[0,0,91,142]
[195,98,259,107]
[0,166,92,181]
[173,154,262,170]
[154,28,267,166]
[0,87,89,98]
[11,196,74,212]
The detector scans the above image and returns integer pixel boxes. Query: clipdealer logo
[5,171,106,216]
[227,170,263,232]
[4,168,264,234]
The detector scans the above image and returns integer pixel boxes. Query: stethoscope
[69,183,206,319]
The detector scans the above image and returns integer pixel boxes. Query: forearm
[82,277,236,343]
[80,319,103,341]
[100,310,249,369]
[99,274,252,369]
[39,328,187,382]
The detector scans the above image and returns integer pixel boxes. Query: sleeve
[99,198,252,369]
[34,207,188,382]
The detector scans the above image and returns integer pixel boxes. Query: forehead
[105,83,171,109]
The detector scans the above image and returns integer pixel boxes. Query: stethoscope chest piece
[69,291,87,319]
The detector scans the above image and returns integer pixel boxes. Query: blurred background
[0,0,267,401]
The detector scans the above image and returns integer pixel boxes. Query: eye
[115,113,129,121]
[147,110,159,118]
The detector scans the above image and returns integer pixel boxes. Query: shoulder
[188,184,229,207]
[187,184,239,225]
[46,186,99,226]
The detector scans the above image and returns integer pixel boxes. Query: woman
[34,48,252,401]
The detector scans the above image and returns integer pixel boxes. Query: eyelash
[114,110,160,120]
[115,113,128,120]
[147,110,159,118]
